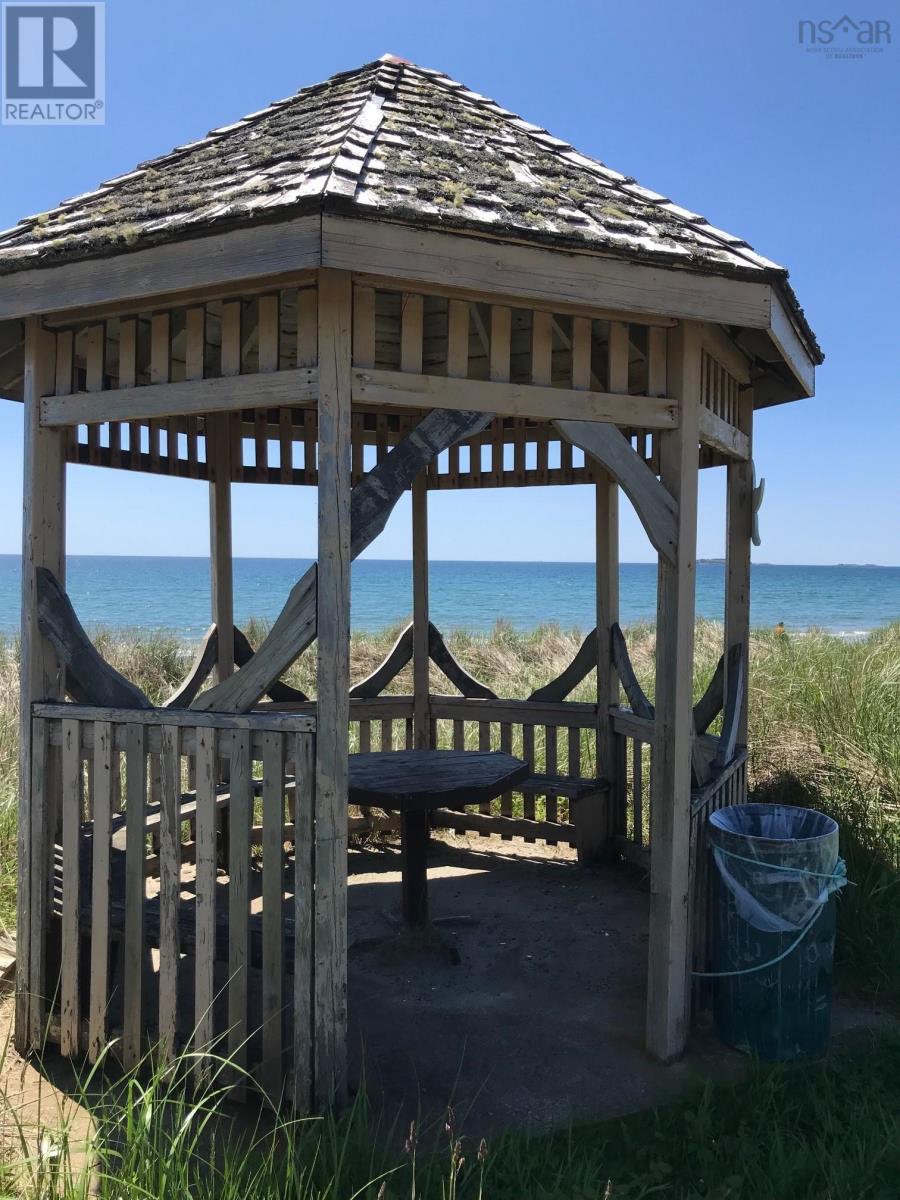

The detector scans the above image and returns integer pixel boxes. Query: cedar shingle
[0,54,820,361]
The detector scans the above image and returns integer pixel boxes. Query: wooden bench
[431,773,609,845]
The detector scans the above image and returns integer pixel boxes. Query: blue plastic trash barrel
[708,804,847,1062]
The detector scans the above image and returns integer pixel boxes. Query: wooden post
[314,268,352,1107]
[208,414,234,869]
[646,320,701,1063]
[571,315,618,862]
[208,418,235,683]
[404,293,430,752]
[725,391,753,750]
[17,316,65,1052]
[584,471,618,862]
[412,479,430,749]
[191,301,234,684]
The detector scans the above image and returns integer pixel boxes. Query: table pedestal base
[401,808,430,927]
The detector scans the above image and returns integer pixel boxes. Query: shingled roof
[0,55,820,360]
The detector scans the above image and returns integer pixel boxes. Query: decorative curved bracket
[712,643,745,771]
[692,653,725,736]
[350,624,413,698]
[36,567,152,709]
[232,627,309,703]
[427,624,497,699]
[164,623,219,708]
[528,628,598,702]
[554,419,678,566]
[349,621,497,700]
[165,624,310,709]
[611,623,655,720]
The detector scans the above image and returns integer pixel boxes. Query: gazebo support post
[208,414,235,685]
[314,268,352,1107]
[17,316,66,1052]
[646,320,701,1062]
[725,391,753,752]
[584,470,618,863]
[404,291,430,753]
[208,414,234,865]
[412,475,430,750]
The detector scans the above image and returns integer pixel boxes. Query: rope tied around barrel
[691,848,848,979]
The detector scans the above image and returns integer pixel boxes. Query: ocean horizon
[1,555,898,641]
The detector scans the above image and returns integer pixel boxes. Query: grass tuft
[1,1024,898,1198]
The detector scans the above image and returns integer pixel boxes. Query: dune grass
[1,1023,898,1198]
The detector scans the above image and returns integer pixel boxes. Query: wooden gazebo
[0,56,820,1110]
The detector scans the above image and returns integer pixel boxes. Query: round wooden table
[349,749,529,926]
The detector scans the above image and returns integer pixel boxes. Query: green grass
[1,1028,899,1198]
[485,1027,900,1200]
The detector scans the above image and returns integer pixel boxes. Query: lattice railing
[27,703,318,1106]
[689,747,749,1008]
[49,276,677,487]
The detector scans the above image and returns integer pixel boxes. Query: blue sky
[0,0,897,564]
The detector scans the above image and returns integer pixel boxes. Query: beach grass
[1,1022,898,1198]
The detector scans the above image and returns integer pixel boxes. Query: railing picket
[567,724,581,830]
[544,725,558,825]
[478,721,492,828]
[158,725,181,1060]
[194,726,217,1084]
[292,732,315,1112]
[88,720,113,1062]
[228,729,252,1098]
[123,722,146,1069]
[60,718,82,1056]
[522,724,536,840]
[260,731,285,1098]
[499,722,513,837]
[27,718,49,1046]
[633,739,644,846]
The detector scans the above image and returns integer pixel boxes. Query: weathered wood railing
[266,695,604,846]
[429,696,602,844]
[28,703,319,1107]
[689,746,749,1008]
[610,708,654,867]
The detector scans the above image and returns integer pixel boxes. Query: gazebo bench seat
[517,774,609,802]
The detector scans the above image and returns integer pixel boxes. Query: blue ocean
[0,556,897,640]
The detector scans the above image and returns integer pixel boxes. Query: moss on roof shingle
[0,55,821,361]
